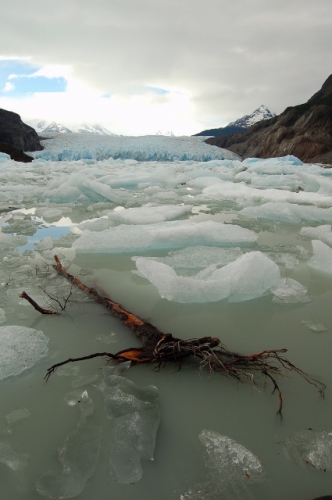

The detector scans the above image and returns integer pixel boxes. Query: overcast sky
[0,0,331,135]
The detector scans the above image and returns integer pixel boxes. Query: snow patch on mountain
[27,120,116,135]
[229,105,275,128]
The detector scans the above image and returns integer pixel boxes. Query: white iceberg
[135,251,280,303]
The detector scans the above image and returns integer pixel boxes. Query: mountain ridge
[28,120,116,136]
[206,75,332,164]
[194,105,275,137]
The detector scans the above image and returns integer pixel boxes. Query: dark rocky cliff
[206,75,332,164]
[0,108,43,153]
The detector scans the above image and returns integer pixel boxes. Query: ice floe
[73,220,257,254]
[0,326,49,380]
[284,430,332,471]
[134,251,280,303]
[307,240,332,274]
[181,430,263,499]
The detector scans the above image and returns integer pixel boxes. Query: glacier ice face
[73,220,257,254]
[98,363,160,484]
[30,134,240,162]
[134,251,280,303]
[0,326,49,381]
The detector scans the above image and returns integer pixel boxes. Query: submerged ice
[0,326,49,381]
[98,363,160,484]
[181,430,263,499]
[36,391,102,499]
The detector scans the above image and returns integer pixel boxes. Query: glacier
[0,133,331,500]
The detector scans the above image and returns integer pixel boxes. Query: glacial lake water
[1,143,332,500]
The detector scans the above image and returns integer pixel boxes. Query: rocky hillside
[0,109,43,153]
[206,75,332,164]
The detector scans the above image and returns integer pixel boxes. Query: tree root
[26,255,326,415]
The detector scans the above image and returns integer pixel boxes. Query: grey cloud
[1,0,332,126]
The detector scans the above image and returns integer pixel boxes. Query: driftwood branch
[19,291,57,315]
[24,255,326,415]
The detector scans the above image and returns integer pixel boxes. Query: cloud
[0,0,331,134]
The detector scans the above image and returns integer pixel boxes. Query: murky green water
[1,209,332,499]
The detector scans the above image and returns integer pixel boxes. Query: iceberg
[240,202,332,223]
[73,220,257,254]
[107,203,193,224]
[134,251,280,303]
[307,240,332,274]
[300,225,332,246]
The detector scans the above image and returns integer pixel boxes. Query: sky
[0,0,331,136]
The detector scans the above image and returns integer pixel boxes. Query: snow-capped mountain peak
[228,105,275,128]
[26,119,116,135]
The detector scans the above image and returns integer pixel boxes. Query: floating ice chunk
[36,391,102,499]
[180,429,265,498]
[148,246,243,270]
[107,204,193,224]
[240,202,332,223]
[0,326,49,380]
[73,220,257,254]
[0,232,28,249]
[204,183,332,208]
[199,430,263,489]
[243,155,303,167]
[135,251,279,303]
[5,408,31,426]
[0,442,29,470]
[307,240,332,274]
[284,430,332,471]
[0,307,6,325]
[36,237,54,251]
[272,278,310,304]
[301,319,328,332]
[300,225,332,246]
[98,364,160,484]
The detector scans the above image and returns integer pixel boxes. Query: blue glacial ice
[98,363,160,484]
[30,134,240,162]
[0,326,49,381]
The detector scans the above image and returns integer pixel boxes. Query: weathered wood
[27,255,326,415]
